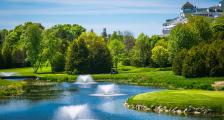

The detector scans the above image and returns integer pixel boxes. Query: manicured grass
[1,66,224,90]
[0,67,52,76]
[0,79,25,96]
[127,90,224,113]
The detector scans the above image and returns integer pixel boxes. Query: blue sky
[0,0,221,36]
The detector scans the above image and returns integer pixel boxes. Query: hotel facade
[162,1,224,35]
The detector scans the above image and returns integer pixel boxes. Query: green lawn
[0,67,52,76]
[127,90,224,113]
[0,66,224,90]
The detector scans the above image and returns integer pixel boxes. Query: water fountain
[54,104,95,120]
[75,75,96,84]
[90,84,125,97]
[0,72,17,77]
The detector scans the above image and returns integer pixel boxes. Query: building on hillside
[162,17,187,35]
[162,1,224,35]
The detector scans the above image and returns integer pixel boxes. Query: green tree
[2,30,23,68]
[0,29,8,68]
[65,40,77,73]
[188,16,213,42]
[123,31,135,65]
[206,40,224,76]
[71,32,112,74]
[131,33,151,67]
[0,29,8,46]
[101,28,108,44]
[84,32,112,73]
[168,24,198,61]
[172,49,187,75]
[65,38,89,74]
[41,24,85,72]
[21,24,43,73]
[110,31,123,42]
[42,29,63,72]
[151,46,169,67]
[150,35,162,48]
[154,39,168,48]
[108,39,125,71]
[182,43,208,78]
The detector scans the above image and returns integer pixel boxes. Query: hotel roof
[182,2,194,9]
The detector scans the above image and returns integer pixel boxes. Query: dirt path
[212,81,224,90]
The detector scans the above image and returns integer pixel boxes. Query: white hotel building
[162,1,224,35]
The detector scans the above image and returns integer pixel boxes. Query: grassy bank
[126,90,224,115]
[1,66,224,90]
[0,79,25,96]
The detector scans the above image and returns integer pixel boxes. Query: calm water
[0,82,221,120]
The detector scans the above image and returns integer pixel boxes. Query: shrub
[181,40,224,77]
[52,52,65,72]
[182,43,207,78]
[151,46,169,67]
[172,49,187,75]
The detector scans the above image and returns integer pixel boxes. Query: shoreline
[124,102,224,116]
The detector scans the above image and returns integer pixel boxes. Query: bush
[151,46,169,67]
[172,49,187,75]
[52,52,65,72]
[180,40,224,77]
[182,43,207,78]
[65,32,112,74]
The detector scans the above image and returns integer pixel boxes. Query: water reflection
[53,104,97,120]
[0,82,222,120]
[0,100,30,113]
[21,81,77,101]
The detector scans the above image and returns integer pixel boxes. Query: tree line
[0,22,169,74]
[0,15,224,77]
[171,15,224,77]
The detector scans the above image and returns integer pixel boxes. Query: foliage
[182,43,208,77]
[150,35,163,48]
[108,39,125,71]
[172,49,187,75]
[21,23,43,73]
[0,79,25,96]
[0,29,8,46]
[212,24,224,40]
[188,16,213,42]
[151,46,169,67]
[85,32,113,74]
[65,38,89,74]
[123,32,135,65]
[168,24,198,61]
[206,40,224,76]
[101,28,108,43]
[41,24,85,72]
[41,29,63,72]
[181,40,224,77]
[65,32,112,74]
[110,31,123,42]
[2,24,26,68]
[131,33,151,67]
[214,14,224,25]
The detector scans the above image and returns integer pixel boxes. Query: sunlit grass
[0,66,224,90]
[127,90,224,113]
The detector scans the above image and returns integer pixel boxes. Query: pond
[0,82,220,120]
